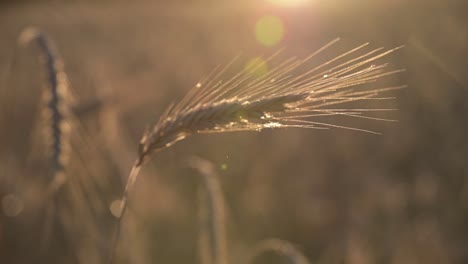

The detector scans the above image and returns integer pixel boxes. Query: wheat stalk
[109,39,404,262]
[18,27,79,257]
[19,28,109,261]
[190,157,229,264]
[15,27,80,259]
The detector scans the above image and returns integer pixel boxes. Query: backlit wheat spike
[248,238,311,264]
[137,41,404,165]
[109,40,403,263]
[19,27,73,192]
[190,157,229,264]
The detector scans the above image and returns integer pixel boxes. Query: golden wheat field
[1,1,468,264]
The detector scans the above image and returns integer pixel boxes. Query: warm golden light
[265,0,309,7]
[255,15,285,47]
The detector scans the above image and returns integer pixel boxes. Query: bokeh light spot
[220,163,228,171]
[245,57,269,77]
[2,194,24,217]
[110,199,123,218]
[255,15,285,47]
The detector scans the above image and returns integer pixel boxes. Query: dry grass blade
[110,40,403,263]
[247,238,311,264]
[189,157,229,264]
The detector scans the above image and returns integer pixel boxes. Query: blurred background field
[1,0,468,263]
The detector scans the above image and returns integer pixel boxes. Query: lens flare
[2,194,24,217]
[220,163,228,171]
[255,15,285,47]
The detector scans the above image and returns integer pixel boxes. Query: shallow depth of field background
[1,0,468,263]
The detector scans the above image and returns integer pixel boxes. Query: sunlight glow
[265,0,309,7]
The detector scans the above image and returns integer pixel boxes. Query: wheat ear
[190,157,229,264]
[19,27,73,193]
[247,238,311,264]
[18,27,78,255]
[109,40,403,263]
